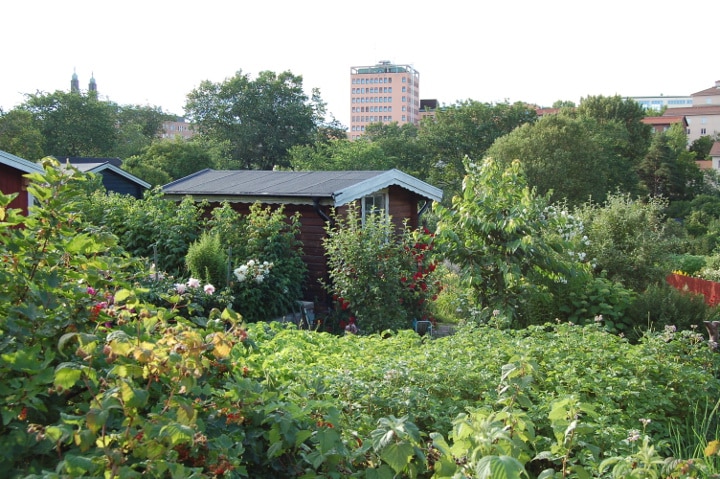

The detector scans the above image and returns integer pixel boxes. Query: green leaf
[318,428,340,454]
[65,233,101,254]
[86,408,109,434]
[365,464,395,479]
[295,429,313,447]
[58,332,79,357]
[54,363,83,389]
[113,288,133,303]
[159,423,194,447]
[2,345,46,372]
[475,455,527,479]
[379,442,414,475]
[120,381,149,409]
[63,453,96,475]
[73,429,96,452]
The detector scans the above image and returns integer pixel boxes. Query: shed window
[362,190,388,223]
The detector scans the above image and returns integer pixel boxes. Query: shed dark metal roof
[162,169,443,206]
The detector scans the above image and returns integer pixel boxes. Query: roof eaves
[88,163,151,189]
[0,149,43,173]
[333,169,443,206]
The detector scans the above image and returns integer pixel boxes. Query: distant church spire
[71,68,79,93]
[88,72,97,94]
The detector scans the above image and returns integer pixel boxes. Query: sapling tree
[433,157,585,325]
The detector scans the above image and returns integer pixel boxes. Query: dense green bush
[322,204,441,334]
[668,253,708,276]
[185,231,228,288]
[575,193,678,292]
[81,188,203,276]
[207,202,307,322]
[626,283,713,339]
[434,157,592,327]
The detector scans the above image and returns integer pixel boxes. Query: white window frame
[361,189,388,224]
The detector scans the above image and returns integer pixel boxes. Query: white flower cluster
[233,259,273,284]
[175,277,215,295]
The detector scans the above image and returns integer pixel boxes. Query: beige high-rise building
[349,61,420,140]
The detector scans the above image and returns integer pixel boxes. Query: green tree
[363,122,430,180]
[689,135,717,160]
[0,109,45,160]
[185,69,325,170]
[123,137,213,182]
[434,157,579,323]
[418,101,537,201]
[289,138,392,171]
[637,126,705,201]
[487,113,633,206]
[113,104,174,158]
[20,90,118,157]
[575,95,652,168]
[575,193,677,292]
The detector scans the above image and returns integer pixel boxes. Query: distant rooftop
[351,61,418,75]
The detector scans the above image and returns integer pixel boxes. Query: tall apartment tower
[349,61,420,140]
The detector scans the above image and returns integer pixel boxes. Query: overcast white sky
[2,0,718,128]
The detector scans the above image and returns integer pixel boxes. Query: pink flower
[187,278,201,289]
[204,284,215,295]
[86,286,97,296]
[175,283,187,294]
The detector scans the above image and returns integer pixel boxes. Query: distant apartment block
[631,95,692,111]
[662,80,720,143]
[349,61,420,140]
[161,117,196,140]
[419,99,439,121]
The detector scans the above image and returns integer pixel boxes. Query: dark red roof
[642,116,687,126]
[662,106,720,116]
[692,82,720,97]
[710,141,720,157]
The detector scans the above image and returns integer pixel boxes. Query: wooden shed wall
[0,164,30,215]
[100,170,146,199]
[202,189,427,312]
[210,201,333,308]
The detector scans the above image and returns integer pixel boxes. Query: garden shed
[0,149,43,215]
[162,168,443,305]
[57,157,150,198]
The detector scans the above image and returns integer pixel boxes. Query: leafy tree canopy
[689,135,718,161]
[123,137,214,184]
[417,100,537,201]
[637,129,705,201]
[487,113,637,206]
[289,137,392,171]
[20,90,118,157]
[0,108,45,160]
[434,157,583,320]
[113,104,175,158]
[185,69,326,170]
[362,122,429,179]
[575,94,652,165]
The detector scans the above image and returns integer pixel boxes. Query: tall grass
[668,397,720,473]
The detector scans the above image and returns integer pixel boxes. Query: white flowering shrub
[233,259,273,284]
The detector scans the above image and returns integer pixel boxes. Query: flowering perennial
[233,259,273,284]
[175,277,215,295]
